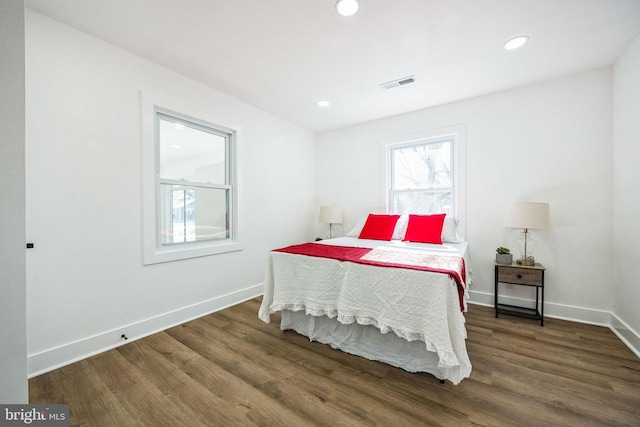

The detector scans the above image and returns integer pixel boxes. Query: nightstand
[494,262,545,326]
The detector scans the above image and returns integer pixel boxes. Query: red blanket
[274,243,466,311]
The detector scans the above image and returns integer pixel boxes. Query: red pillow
[403,213,446,244]
[358,214,401,241]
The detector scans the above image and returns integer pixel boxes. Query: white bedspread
[258,238,472,384]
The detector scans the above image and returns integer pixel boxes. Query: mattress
[258,237,472,384]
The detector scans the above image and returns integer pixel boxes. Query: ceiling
[26,0,640,133]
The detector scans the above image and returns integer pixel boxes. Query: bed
[258,215,472,385]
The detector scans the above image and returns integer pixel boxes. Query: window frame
[156,110,233,246]
[141,92,242,265]
[382,125,466,237]
[388,137,455,216]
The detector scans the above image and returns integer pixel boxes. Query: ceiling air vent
[381,75,415,90]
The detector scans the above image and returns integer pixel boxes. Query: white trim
[468,290,611,325]
[27,286,639,378]
[141,90,243,265]
[610,313,640,358]
[380,124,466,238]
[468,291,640,357]
[27,284,262,378]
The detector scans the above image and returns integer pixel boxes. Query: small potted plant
[496,247,512,265]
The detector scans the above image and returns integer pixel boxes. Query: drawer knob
[517,274,522,279]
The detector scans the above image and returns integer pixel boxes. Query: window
[384,125,465,222]
[388,137,454,215]
[157,112,232,245]
[142,93,241,264]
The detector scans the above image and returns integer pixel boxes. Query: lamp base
[516,256,535,266]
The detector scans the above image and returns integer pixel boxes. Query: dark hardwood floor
[30,298,640,426]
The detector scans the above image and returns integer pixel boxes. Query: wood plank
[166,321,356,426]
[114,335,249,426]
[30,358,136,426]
[85,350,193,426]
[203,314,463,425]
[29,299,640,426]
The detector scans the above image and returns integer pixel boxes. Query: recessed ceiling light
[504,35,529,50]
[317,100,331,108]
[335,0,359,17]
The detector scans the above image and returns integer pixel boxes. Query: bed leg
[439,379,445,384]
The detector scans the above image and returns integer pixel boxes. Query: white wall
[316,68,614,323]
[25,10,316,375]
[613,34,640,353]
[22,8,638,377]
[0,0,28,403]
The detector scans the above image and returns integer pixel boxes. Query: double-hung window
[142,93,240,264]
[385,125,465,220]
[157,112,233,245]
[388,137,454,215]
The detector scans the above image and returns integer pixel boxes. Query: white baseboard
[468,290,640,357]
[28,284,263,378]
[610,314,640,358]
[28,286,639,378]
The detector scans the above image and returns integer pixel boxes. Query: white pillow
[346,217,367,237]
[392,214,408,240]
[442,217,463,243]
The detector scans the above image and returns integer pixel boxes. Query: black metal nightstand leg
[494,265,499,318]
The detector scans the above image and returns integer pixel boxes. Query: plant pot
[496,254,513,265]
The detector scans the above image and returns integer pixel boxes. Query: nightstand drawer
[497,266,543,285]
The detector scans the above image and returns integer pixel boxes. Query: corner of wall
[610,313,640,358]
[468,291,640,358]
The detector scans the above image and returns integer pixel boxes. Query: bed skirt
[281,309,458,383]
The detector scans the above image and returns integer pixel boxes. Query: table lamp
[319,206,343,239]
[503,202,550,266]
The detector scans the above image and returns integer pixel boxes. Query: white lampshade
[503,202,550,230]
[503,202,549,265]
[319,206,343,224]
